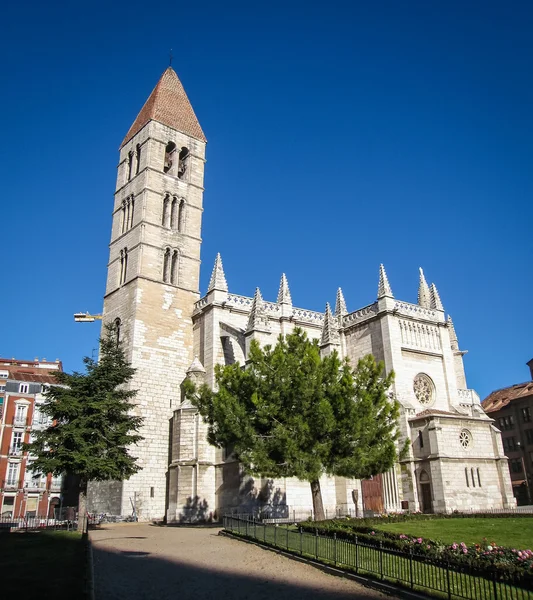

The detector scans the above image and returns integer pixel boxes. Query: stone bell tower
[88,68,206,520]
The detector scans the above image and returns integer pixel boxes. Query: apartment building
[0,358,62,518]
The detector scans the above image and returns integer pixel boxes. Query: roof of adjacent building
[9,372,58,384]
[482,381,533,413]
[121,67,206,147]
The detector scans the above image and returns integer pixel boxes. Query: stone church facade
[88,68,515,521]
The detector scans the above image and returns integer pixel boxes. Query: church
[87,67,515,521]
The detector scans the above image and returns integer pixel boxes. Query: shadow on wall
[180,496,212,523]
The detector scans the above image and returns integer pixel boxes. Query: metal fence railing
[223,515,533,600]
[0,515,78,532]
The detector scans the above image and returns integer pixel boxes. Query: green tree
[24,324,143,531]
[184,328,403,521]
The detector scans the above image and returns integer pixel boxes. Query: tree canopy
[184,328,403,520]
[25,324,143,527]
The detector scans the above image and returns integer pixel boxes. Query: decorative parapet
[399,319,442,352]
[226,294,253,310]
[393,301,441,322]
[342,303,379,327]
[292,307,324,324]
[194,296,210,311]
[457,389,481,404]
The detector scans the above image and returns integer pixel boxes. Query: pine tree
[184,328,402,520]
[24,324,143,531]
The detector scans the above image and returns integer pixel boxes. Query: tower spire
[418,268,431,308]
[277,273,292,305]
[320,302,340,347]
[335,287,347,317]
[207,253,228,293]
[430,283,444,311]
[377,264,393,299]
[121,67,206,147]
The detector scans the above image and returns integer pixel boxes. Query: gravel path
[91,523,392,600]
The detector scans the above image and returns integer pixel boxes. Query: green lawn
[0,530,86,599]
[376,518,533,549]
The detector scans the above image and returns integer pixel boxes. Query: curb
[85,534,96,600]
[220,530,430,600]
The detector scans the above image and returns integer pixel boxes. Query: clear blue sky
[1,1,532,398]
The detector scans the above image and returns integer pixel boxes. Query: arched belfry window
[170,197,178,229]
[163,248,171,283]
[163,248,178,285]
[177,147,189,179]
[136,144,141,175]
[127,151,134,181]
[164,142,177,174]
[119,247,128,285]
[178,199,185,232]
[162,194,171,227]
[170,250,178,285]
[114,318,121,346]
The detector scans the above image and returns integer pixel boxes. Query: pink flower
[417,538,423,544]
[426,545,431,549]
[463,549,468,554]
[371,531,375,535]
[452,543,458,550]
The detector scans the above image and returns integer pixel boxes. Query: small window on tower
[177,147,189,179]
[136,144,142,175]
[128,151,134,181]
[164,142,177,174]
[114,318,121,346]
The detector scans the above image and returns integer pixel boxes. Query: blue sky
[1,1,532,398]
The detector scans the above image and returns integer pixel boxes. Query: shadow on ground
[92,533,384,600]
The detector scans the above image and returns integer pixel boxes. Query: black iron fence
[223,515,533,600]
[0,514,78,532]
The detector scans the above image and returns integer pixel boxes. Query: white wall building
[88,68,515,521]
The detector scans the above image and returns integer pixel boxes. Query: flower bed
[299,519,533,587]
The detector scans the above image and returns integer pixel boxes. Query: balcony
[50,478,62,492]
[12,416,27,427]
[31,419,50,430]
[457,389,481,404]
[8,446,23,457]
[24,479,46,491]
[3,479,21,489]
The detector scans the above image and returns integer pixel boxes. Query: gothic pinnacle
[247,287,265,332]
[207,253,228,293]
[320,302,340,346]
[335,287,347,317]
[377,264,393,299]
[447,315,459,350]
[430,283,444,311]
[277,273,292,305]
[418,267,431,308]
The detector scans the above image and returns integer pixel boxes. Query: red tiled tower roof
[121,67,206,147]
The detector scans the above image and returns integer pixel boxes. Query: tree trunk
[77,478,88,533]
[310,479,325,521]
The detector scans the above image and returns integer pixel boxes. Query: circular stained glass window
[459,429,472,449]
[413,373,435,406]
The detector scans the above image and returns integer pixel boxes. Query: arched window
[170,197,178,229]
[413,373,435,406]
[465,468,469,487]
[162,194,170,227]
[164,142,177,174]
[471,468,476,488]
[177,147,189,179]
[136,144,141,175]
[114,318,121,346]
[170,251,178,285]
[477,468,481,487]
[129,196,135,229]
[121,200,127,233]
[418,430,424,448]
[178,199,185,232]
[119,248,128,285]
[127,151,134,181]
[163,248,171,283]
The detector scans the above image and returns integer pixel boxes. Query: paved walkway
[91,524,391,600]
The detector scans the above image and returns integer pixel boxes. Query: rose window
[459,429,472,449]
[413,374,435,406]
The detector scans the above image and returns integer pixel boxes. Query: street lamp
[516,441,531,505]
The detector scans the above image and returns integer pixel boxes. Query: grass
[227,519,533,600]
[0,530,86,599]
[375,518,533,549]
